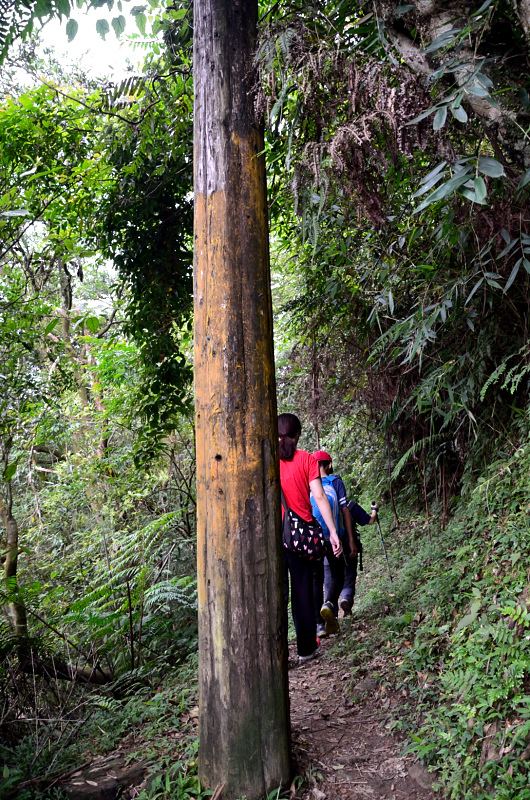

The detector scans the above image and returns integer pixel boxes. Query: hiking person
[310,451,354,637]
[333,498,378,617]
[278,414,342,662]
[313,452,380,629]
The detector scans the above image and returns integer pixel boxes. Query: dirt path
[288,633,437,800]
[57,625,437,800]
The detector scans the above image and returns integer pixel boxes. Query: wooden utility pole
[193,1,291,798]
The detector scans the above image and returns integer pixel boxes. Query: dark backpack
[281,490,326,561]
[346,500,364,572]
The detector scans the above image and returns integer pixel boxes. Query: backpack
[281,490,326,561]
[346,500,364,571]
[310,475,339,539]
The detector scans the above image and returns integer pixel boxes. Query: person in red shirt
[279,413,342,662]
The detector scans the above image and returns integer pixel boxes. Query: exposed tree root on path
[288,632,437,800]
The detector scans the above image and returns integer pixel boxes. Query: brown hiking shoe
[340,597,352,616]
[320,601,340,635]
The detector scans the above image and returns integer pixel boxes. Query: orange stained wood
[193,0,290,793]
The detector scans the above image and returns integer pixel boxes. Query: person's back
[281,448,319,522]
[310,453,349,637]
[311,475,339,537]
[337,498,376,614]
[278,413,342,662]
[311,451,379,628]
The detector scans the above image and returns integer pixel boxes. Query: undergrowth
[343,433,530,800]
[7,439,530,799]
[0,654,201,800]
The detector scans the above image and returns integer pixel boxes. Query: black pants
[284,550,317,657]
[313,541,344,624]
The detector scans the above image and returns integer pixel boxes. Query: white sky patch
[38,6,143,81]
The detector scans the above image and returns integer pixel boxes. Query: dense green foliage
[1,0,530,797]
[270,3,530,795]
[263,0,530,510]
[0,34,197,792]
[341,428,530,800]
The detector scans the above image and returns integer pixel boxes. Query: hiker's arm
[369,503,379,524]
[342,505,357,558]
[310,478,342,556]
[350,502,372,526]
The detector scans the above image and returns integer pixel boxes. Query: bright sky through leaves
[39,6,141,80]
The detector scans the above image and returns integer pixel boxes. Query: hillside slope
[345,437,530,800]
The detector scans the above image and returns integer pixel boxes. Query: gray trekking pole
[372,503,393,581]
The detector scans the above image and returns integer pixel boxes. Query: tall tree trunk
[194,1,291,797]
[311,331,320,448]
[1,490,27,636]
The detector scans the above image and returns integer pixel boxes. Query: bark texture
[194,0,291,797]
[1,490,27,636]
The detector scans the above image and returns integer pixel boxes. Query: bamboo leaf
[412,171,445,198]
[406,106,437,125]
[503,259,521,294]
[497,238,518,259]
[459,187,479,203]
[390,434,444,481]
[466,277,483,304]
[451,104,468,123]
[433,106,447,131]
[420,161,447,186]
[471,0,493,16]
[474,176,487,203]
[424,29,460,53]
[467,83,489,97]
[475,72,493,88]
[414,171,471,214]
[478,157,504,178]
[517,168,530,192]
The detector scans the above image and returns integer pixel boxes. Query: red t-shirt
[280,449,319,523]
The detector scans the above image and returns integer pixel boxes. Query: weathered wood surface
[193,0,291,796]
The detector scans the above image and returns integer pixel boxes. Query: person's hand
[371,502,379,514]
[330,530,342,556]
[348,539,358,559]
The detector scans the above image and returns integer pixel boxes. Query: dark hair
[278,413,301,461]
[318,460,331,472]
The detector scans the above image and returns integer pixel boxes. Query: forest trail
[56,616,438,800]
[288,622,437,800]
